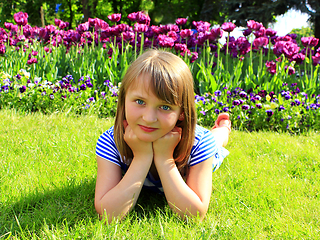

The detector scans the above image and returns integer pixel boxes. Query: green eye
[161,105,171,111]
[136,99,144,105]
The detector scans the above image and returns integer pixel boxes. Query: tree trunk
[40,5,45,27]
[315,14,320,48]
[82,0,90,22]
[68,0,73,29]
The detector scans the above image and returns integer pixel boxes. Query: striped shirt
[96,124,229,193]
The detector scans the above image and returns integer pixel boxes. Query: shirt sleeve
[189,125,217,167]
[95,126,121,167]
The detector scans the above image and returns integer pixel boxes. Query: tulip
[301,37,319,48]
[221,22,236,33]
[265,61,277,75]
[0,44,5,54]
[175,18,187,26]
[247,20,262,31]
[312,53,320,66]
[253,37,269,49]
[180,29,193,39]
[108,13,121,22]
[14,12,28,26]
[134,23,148,33]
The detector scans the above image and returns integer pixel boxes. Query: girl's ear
[178,112,185,121]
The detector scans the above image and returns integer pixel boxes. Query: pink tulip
[122,31,135,42]
[247,20,263,31]
[108,13,121,22]
[208,27,223,42]
[180,29,193,39]
[14,12,28,26]
[0,43,5,54]
[175,18,187,26]
[221,22,236,33]
[253,37,269,48]
[312,53,320,66]
[265,61,277,75]
[301,37,319,48]
[27,58,37,64]
[134,23,148,33]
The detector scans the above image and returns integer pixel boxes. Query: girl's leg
[210,113,231,147]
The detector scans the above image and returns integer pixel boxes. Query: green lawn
[0,109,319,239]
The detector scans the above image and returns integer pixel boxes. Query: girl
[95,49,231,222]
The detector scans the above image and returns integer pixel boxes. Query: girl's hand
[153,126,182,160]
[123,120,153,158]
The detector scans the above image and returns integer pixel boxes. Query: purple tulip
[292,53,305,64]
[128,11,150,25]
[221,22,236,33]
[190,52,198,63]
[157,34,175,48]
[266,28,277,37]
[207,27,223,42]
[14,12,28,26]
[242,29,252,36]
[136,12,151,25]
[108,13,121,22]
[312,53,320,66]
[176,18,187,26]
[127,12,138,22]
[163,24,179,33]
[95,19,109,31]
[193,21,211,32]
[253,37,269,49]
[0,44,5,54]
[247,20,263,31]
[174,43,187,53]
[122,31,135,42]
[134,23,148,33]
[265,61,277,75]
[301,37,319,48]
[200,111,206,116]
[179,29,192,40]
[76,22,89,34]
[27,58,37,64]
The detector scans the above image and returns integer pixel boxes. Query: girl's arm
[153,127,213,220]
[95,124,153,223]
[95,155,152,223]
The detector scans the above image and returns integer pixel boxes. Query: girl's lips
[139,125,157,132]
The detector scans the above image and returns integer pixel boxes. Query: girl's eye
[160,105,171,111]
[135,99,145,105]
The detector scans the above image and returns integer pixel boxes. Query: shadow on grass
[1,178,167,236]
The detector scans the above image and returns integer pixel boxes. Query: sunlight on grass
[0,109,319,239]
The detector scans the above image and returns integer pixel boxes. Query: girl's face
[124,74,183,143]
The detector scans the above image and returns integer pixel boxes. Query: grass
[0,109,319,239]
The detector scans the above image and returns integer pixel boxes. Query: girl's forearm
[97,156,152,222]
[154,158,209,220]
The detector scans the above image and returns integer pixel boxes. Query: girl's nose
[142,108,157,123]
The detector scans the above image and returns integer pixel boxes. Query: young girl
[95,49,231,222]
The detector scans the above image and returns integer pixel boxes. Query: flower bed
[1,12,320,132]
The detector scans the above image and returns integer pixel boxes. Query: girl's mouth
[139,125,157,132]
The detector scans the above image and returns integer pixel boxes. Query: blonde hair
[114,49,196,170]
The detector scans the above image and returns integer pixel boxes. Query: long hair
[114,49,196,170]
